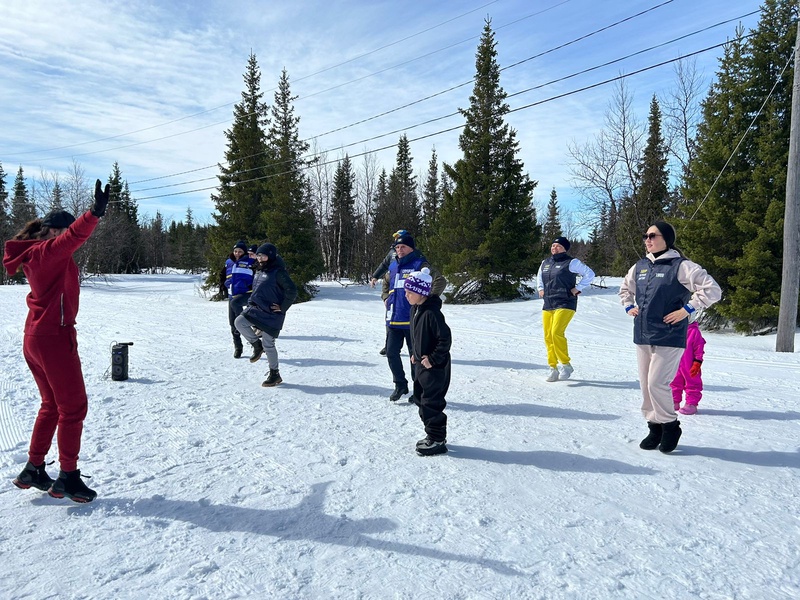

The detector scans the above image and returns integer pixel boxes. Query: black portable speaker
[111,343,131,381]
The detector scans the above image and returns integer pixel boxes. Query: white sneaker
[559,364,574,380]
[546,368,559,382]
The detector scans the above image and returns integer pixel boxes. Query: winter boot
[262,369,283,387]
[233,343,243,359]
[559,364,574,380]
[639,422,663,450]
[679,403,698,415]
[48,469,97,503]
[659,420,682,453]
[389,384,409,402]
[249,340,263,363]
[13,461,55,492]
[379,347,387,356]
[416,436,448,456]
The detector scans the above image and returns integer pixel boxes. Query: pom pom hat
[404,267,433,296]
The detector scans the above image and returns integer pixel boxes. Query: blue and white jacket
[225,255,255,297]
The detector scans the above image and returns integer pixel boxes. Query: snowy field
[0,274,798,599]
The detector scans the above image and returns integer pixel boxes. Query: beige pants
[635,345,683,423]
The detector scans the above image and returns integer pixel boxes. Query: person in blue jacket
[384,233,446,402]
[224,240,255,358]
[234,243,297,387]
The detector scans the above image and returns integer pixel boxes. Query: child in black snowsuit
[404,268,451,456]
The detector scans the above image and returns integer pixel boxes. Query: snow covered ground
[0,274,798,599]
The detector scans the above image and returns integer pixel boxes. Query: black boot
[389,384,409,402]
[249,340,263,363]
[233,344,243,359]
[262,369,283,387]
[13,461,55,491]
[659,420,682,453]
[639,422,662,450]
[48,469,97,503]
[379,347,387,356]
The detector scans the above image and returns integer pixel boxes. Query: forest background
[0,0,796,331]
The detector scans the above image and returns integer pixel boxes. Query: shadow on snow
[447,402,619,421]
[447,447,656,474]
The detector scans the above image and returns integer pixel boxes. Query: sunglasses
[642,233,662,241]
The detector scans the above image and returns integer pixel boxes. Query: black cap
[554,236,571,251]
[41,210,76,229]
[393,233,416,249]
[233,240,248,252]
[256,243,277,261]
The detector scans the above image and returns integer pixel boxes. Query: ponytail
[13,219,49,241]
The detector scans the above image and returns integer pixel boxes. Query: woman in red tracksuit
[3,180,109,503]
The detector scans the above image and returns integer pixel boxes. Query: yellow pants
[542,308,575,368]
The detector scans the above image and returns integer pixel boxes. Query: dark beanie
[256,243,277,261]
[247,244,258,254]
[393,233,416,249]
[654,221,676,248]
[554,236,571,251]
[233,240,248,252]
[41,210,76,229]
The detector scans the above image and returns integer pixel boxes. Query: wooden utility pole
[777,22,800,353]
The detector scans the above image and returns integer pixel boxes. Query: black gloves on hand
[92,179,111,217]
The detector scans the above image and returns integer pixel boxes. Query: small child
[670,320,706,415]
[404,268,452,456]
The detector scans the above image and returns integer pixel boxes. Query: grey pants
[635,344,684,423]
[234,314,279,370]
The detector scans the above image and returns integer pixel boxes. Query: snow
[1,274,798,599]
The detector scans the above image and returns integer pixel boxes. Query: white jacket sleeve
[570,258,595,291]
[536,261,545,293]
[678,260,722,311]
[619,263,638,308]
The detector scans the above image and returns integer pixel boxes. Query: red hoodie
[3,211,99,335]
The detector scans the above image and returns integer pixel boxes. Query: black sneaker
[389,385,409,402]
[233,346,243,359]
[13,461,55,491]
[416,437,448,456]
[249,340,263,363]
[48,469,97,503]
[262,369,283,387]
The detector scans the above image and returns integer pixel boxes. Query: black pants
[228,294,250,348]
[386,328,415,387]
[413,361,450,441]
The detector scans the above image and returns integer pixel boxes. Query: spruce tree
[330,155,357,278]
[385,135,420,236]
[0,163,9,284]
[369,169,392,267]
[262,68,323,301]
[432,19,539,301]
[207,52,271,290]
[420,147,441,242]
[541,188,562,259]
[617,95,670,266]
[10,167,36,232]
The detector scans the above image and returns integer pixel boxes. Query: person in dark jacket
[223,240,255,358]
[619,221,721,454]
[405,268,451,456]
[536,236,595,382]
[234,243,298,387]
[2,179,110,503]
[370,229,408,355]
[384,233,446,402]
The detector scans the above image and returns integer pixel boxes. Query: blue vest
[633,256,690,348]
[541,253,577,311]
[225,256,255,296]
[386,253,425,329]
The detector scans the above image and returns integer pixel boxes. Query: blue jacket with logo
[386,251,427,329]
[225,255,255,297]
[632,255,690,347]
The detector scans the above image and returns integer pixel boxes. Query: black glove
[92,179,111,217]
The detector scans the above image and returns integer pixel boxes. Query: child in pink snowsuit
[670,321,705,415]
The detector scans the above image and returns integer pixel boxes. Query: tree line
[2,0,798,332]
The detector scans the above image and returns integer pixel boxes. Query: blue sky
[0,0,763,234]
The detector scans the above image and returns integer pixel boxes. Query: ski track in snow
[0,274,798,599]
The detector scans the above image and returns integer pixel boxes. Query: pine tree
[682,1,798,330]
[330,155,357,278]
[541,188,562,259]
[385,135,420,237]
[420,147,441,242]
[206,52,271,291]
[617,95,670,266]
[10,167,36,233]
[369,169,392,268]
[0,163,9,284]
[431,19,539,301]
[262,68,323,301]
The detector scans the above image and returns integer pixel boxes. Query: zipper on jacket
[60,293,65,326]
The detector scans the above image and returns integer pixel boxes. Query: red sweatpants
[22,328,88,472]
